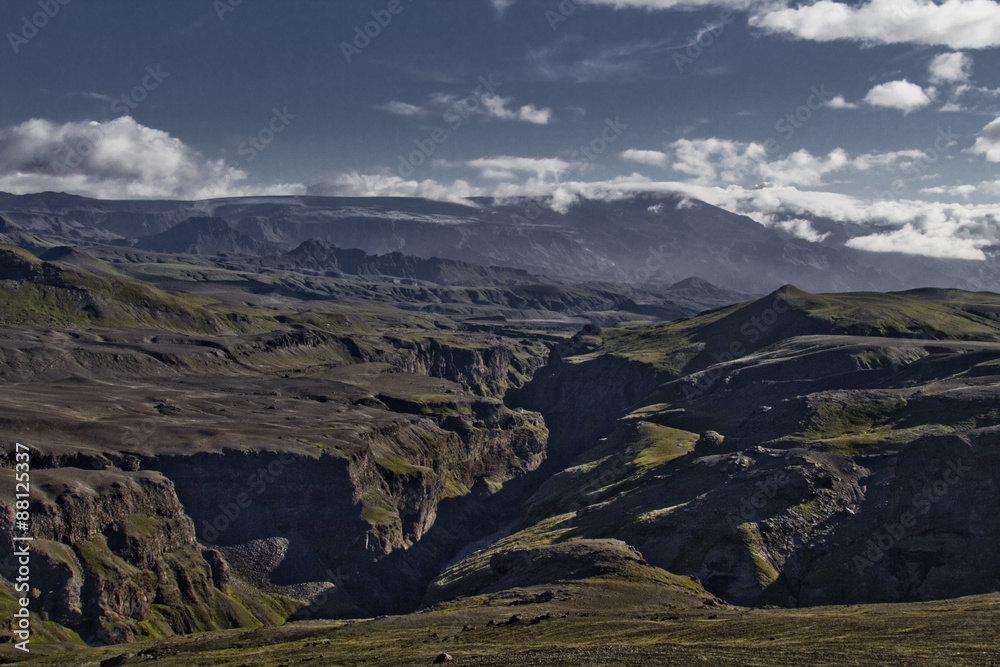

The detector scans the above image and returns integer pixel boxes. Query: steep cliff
[0,295,552,641]
[0,464,294,645]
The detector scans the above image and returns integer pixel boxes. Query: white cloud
[774,218,831,243]
[480,93,553,125]
[670,138,768,185]
[490,0,517,12]
[685,185,998,260]
[307,164,1000,261]
[380,101,428,117]
[528,40,678,83]
[621,149,669,167]
[512,177,1000,260]
[0,117,302,200]
[928,52,972,83]
[576,0,754,9]
[826,95,860,109]
[662,138,926,188]
[845,223,988,259]
[517,105,553,125]
[863,80,934,113]
[565,0,1000,50]
[759,148,850,186]
[465,156,570,181]
[749,0,1000,49]
[920,184,977,198]
[850,149,930,171]
[308,171,482,205]
[970,116,1000,161]
[69,91,115,103]
[939,82,1000,113]
[391,92,553,125]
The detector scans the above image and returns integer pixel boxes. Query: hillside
[0,244,264,332]
[83,243,753,327]
[1,255,999,663]
[133,217,283,256]
[493,286,1000,608]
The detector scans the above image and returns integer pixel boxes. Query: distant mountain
[0,191,994,293]
[133,217,282,256]
[37,245,124,276]
[0,215,57,252]
[0,244,251,331]
[267,239,540,286]
[88,241,753,325]
[665,276,748,306]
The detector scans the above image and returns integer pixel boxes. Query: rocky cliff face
[510,351,665,466]
[0,315,552,642]
[390,337,545,396]
[147,405,546,617]
[0,464,293,644]
[606,429,1000,608]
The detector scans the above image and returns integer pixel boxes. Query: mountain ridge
[0,191,993,294]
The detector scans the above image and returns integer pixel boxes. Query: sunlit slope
[495,286,1000,609]
[0,244,266,333]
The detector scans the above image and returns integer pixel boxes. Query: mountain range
[0,190,995,294]
[2,191,1000,664]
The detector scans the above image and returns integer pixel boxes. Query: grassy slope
[584,286,1000,451]
[429,286,1000,615]
[0,244,272,333]
[598,286,1000,376]
[11,591,999,666]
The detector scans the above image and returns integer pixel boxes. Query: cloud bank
[0,117,302,200]
[750,0,1000,49]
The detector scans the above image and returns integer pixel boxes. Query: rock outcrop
[0,466,293,644]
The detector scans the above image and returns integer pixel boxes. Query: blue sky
[2,0,1000,259]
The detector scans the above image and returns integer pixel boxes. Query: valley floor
[7,585,1000,666]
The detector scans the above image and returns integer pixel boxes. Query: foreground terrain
[1,228,999,663]
[8,586,1000,665]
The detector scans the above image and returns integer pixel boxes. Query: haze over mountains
[1,190,997,295]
